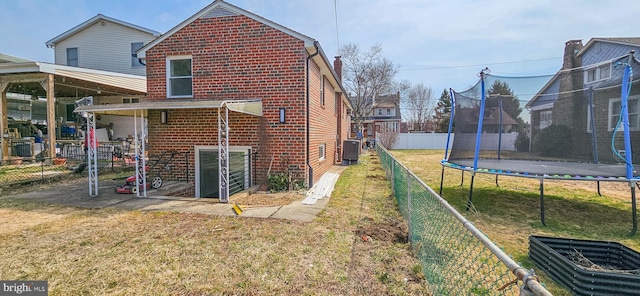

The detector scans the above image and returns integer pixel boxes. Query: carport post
[87,112,98,196]
[46,74,56,159]
[134,109,147,198]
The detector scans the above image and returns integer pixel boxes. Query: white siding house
[45,14,160,76]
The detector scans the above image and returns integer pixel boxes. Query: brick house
[527,38,640,163]
[355,92,402,143]
[80,0,352,200]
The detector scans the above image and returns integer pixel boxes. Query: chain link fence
[0,156,83,187]
[376,145,552,295]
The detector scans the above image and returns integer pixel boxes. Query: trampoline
[440,53,640,235]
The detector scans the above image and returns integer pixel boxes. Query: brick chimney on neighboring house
[554,39,584,127]
[334,56,342,82]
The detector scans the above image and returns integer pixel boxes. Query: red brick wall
[308,61,338,183]
[144,14,343,190]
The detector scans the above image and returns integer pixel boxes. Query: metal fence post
[406,167,412,242]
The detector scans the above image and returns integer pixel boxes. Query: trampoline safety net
[447,49,640,180]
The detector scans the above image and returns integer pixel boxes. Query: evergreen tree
[486,80,525,132]
[434,89,452,132]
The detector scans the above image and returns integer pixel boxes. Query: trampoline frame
[440,62,639,236]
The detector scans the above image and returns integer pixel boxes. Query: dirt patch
[230,190,306,207]
[366,174,387,181]
[356,220,408,244]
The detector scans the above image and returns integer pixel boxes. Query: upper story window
[386,108,391,116]
[609,95,640,132]
[167,56,192,98]
[585,62,611,84]
[131,42,144,67]
[377,108,382,116]
[66,48,78,66]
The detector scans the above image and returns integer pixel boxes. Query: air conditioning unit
[342,140,360,162]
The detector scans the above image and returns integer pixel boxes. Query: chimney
[562,39,583,70]
[555,39,584,127]
[334,56,342,82]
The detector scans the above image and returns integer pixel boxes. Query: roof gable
[577,37,640,57]
[45,14,161,47]
[137,0,314,59]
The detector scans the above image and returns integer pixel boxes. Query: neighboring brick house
[126,0,351,199]
[527,38,640,163]
[356,92,402,143]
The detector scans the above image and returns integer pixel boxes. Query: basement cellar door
[195,146,251,198]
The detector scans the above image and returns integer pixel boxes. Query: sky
[1,0,640,97]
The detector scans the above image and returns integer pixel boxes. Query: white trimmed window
[608,95,640,131]
[66,48,78,66]
[585,62,611,84]
[167,56,193,98]
[131,42,144,67]
[319,143,326,161]
[540,110,552,129]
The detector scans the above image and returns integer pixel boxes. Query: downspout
[306,41,320,188]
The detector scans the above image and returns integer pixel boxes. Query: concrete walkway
[2,165,348,222]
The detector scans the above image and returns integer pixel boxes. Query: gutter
[306,41,320,188]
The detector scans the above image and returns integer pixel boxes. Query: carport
[73,99,263,202]
[0,54,146,160]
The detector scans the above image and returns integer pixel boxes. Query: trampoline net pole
[631,182,637,236]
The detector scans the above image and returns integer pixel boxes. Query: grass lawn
[0,152,428,295]
[390,149,640,296]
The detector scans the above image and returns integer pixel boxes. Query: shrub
[268,173,288,193]
[533,125,572,157]
[515,131,530,152]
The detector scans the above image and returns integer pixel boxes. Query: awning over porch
[74,98,262,201]
[73,99,263,116]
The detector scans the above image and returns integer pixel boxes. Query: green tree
[486,80,525,132]
[434,89,452,132]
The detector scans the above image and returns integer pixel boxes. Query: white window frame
[319,143,326,161]
[608,95,640,132]
[166,56,193,98]
[377,108,383,116]
[194,145,251,198]
[540,110,552,130]
[131,42,144,67]
[584,62,611,84]
[66,47,78,66]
